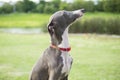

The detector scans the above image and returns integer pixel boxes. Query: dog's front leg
[30,72,40,80]
[49,71,54,80]
[49,70,59,80]
[61,75,68,80]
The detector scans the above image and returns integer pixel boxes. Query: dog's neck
[58,27,70,48]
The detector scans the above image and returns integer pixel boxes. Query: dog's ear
[48,21,63,44]
[47,21,55,36]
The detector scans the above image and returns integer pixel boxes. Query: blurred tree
[36,4,44,13]
[1,3,13,13]
[72,0,84,10]
[0,7,2,14]
[95,1,104,12]
[36,0,46,13]
[0,0,120,14]
[72,0,95,12]
[39,0,46,5]
[23,0,36,13]
[103,0,120,13]
[15,1,24,12]
[59,2,68,10]
[46,0,61,12]
[84,1,95,12]
[115,0,120,12]
[44,3,55,13]
[52,0,61,9]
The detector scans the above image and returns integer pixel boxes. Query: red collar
[50,44,71,52]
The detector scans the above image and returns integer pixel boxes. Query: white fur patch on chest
[61,52,73,75]
[58,27,73,75]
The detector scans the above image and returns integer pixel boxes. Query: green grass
[0,33,120,80]
[0,12,119,28]
[0,13,51,28]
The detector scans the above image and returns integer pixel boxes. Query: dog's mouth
[73,9,85,18]
[79,9,85,17]
[81,9,86,13]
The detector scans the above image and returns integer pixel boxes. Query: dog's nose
[81,9,85,13]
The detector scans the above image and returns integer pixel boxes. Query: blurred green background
[0,0,120,80]
[0,0,120,34]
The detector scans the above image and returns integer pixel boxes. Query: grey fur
[30,9,85,80]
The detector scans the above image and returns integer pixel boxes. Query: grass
[0,13,51,28]
[0,12,119,28]
[0,33,120,80]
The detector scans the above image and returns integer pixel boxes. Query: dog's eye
[49,22,54,26]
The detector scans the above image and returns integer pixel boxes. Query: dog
[30,9,85,80]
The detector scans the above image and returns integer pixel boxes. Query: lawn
[0,12,119,28]
[0,13,51,28]
[0,33,120,80]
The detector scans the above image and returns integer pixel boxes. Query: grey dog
[30,9,85,80]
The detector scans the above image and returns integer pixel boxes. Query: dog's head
[48,9,85,45]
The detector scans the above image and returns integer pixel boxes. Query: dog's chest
[61,52,72,75]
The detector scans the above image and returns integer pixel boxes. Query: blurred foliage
[0,0,120,35]
[0,3,13,13]
[0,0,120,14]
[42,16,120,35]
[103,0,120,13]
[69,16,120,35]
